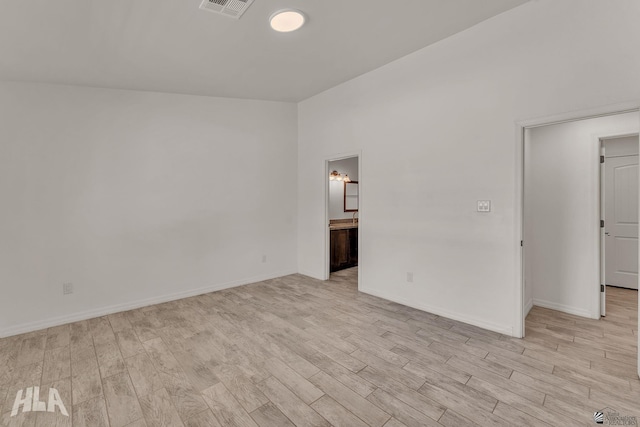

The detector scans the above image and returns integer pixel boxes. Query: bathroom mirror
[344,181,359,212]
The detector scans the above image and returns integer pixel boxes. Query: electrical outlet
[406,272,413,283]
[63,283,73,295]
[477,200,491,212]
[262,255,267,263]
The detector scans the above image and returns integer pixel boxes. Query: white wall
[329,157,359,220]
[603,135,639,157]
[297,0,640,336]
[0,82,298,337]
[524,113,639,319]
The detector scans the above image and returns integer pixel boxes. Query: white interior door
[605,154,639,290]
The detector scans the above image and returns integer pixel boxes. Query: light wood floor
[0,269,638,426]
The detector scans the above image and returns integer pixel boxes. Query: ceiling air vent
[199,0,254,19]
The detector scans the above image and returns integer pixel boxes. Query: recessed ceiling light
[270,9,306,33]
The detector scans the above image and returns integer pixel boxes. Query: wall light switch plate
[477,200,491,212]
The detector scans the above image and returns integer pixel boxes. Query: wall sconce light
[329,170,352,182]
[329,170,343,181]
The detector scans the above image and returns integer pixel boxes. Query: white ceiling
[0,0,528,102]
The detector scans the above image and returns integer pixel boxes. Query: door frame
[324,151,362,286]
[514,102,640,340]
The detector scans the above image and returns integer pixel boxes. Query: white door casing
[600,147,606,317]
[605,154,639,290]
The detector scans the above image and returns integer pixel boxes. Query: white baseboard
[524,298,534,317]
[532,298,594,319]
[0,269,297,338]
[359,286,514,336]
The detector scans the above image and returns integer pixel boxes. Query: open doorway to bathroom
[326,156,359,286]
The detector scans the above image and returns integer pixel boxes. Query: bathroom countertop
[330,223,358,230]
[329,219,358,230]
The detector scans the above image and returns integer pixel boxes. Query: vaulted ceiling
[0,0,528,102]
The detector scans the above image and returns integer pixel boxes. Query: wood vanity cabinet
[330,228,358,272]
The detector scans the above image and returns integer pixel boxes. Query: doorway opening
[600,134,639,321]
[325,155,360,288]
[520,108,639,377]
[601,135,640,294]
